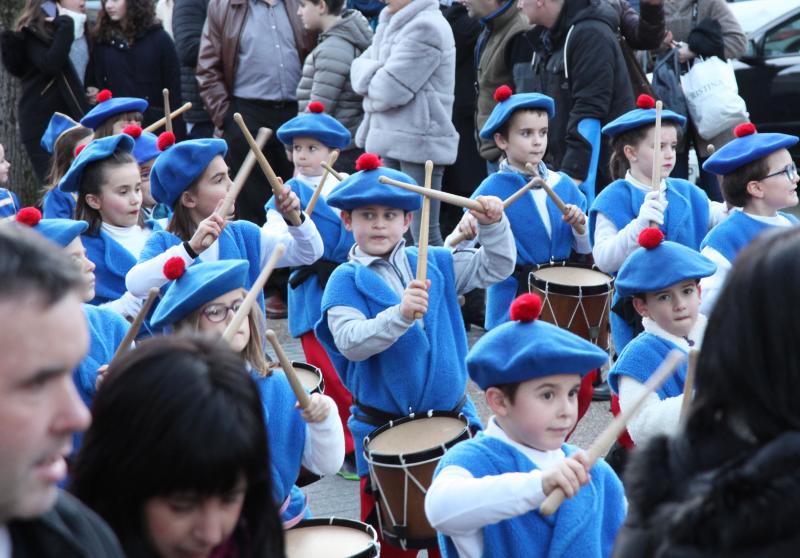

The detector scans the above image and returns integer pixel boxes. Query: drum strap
[289,259,341,289]
[353,394,468,427]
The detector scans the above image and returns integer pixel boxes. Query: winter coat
[172,0,212,124]
[527,0,633,188]
[662,0,746,60]
[13,17,88,144]
[87,24,186,136]
[296,10,373,148]
[350,0,458,165]
[613,429,800,558]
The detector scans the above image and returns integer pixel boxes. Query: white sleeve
[619,375,683,445]
[262,208,289,235]
[592,213,647,274]
[572,226,592,254]
[259,212,324,268]
[699,246,731,316]
[301,395,346,476]
[126,243,196,297]
[708,200,731,229]
[425,465,545,535]
[327,304,415,361]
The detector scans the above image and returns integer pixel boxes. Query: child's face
[489,374,581,451]
[103,0,126,22]
[297,0,326,31]
[626,125,678,182]
[139,159,157,209]
[86,161,142,227]
[493,110,549,171]
[181,155,233,223]
[111,114,141,135]
[342,205,412,257]
[292,137,333,177]
[63,237,96,303]
[0,144,9,184]
[196,289,250,353]
[750,149,799,212]
[633,280,701,338]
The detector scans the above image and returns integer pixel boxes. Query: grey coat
[350,0,458,165]
[296,10,373,149]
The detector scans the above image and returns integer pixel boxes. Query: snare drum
[364,411,471,550]
[286,518,379,558]
[528,262,614,349]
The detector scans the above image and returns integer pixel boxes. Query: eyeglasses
[201,299,244,323]
[760,162,798,183]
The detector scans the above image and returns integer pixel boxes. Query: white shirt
[425,417,566,558]
[301,395,346,475]
[101,222,151,259]
[0,525,10,558]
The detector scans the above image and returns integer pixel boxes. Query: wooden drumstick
[201,127,272,248]
[222,244,286,344]
[162,89,173,135]
[379,175,483,211]
[539,349,686,516]
[320,161,344,182]
[266,329,311,409]
[143,102,193,133]
[446,176,542,247]
[109,288,160,367]
[524,164,586,235]
[414,161,434,320]
[649,101,663,228]
[680,349,698,419]
[706,143,716,156]
[305,151,340,216]
[233,112,302,226]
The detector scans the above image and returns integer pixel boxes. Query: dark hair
[70,334,284,558]
[687,228,800,447]
[494,108,549,143]
[0,225,82,306]
[41,126,94,206]
[719,156,769,207]
[93,111,144,139]
[166,177,202,240]
[491,382,521,404]
[93,0,157,44]
[608,122,681,180]
[75,148,139,234]
[303,0,346,16]
[15,0,53,35]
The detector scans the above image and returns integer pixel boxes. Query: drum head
[286,519,378,558]
[275,361,323,394]
[365,412,470,465]
[532,265,612,296]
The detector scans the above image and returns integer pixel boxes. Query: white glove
[636,190,668,228]
[101,291,144,321]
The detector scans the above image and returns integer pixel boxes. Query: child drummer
[315,153,516,557]
[425,294,625,558]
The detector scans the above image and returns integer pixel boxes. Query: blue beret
[34,218,88,247]
[133,131,160,165]
[615,232,716,299]
[277,107,352,149]
[58,134,135,193]
[40,112,82,154]
[80,96,148,130]
[479,91,556,140]
[150,259,250,329]
[467,295,608,390]
[602,107,686,138]
[150,139,228,207]
[326,156,422,211]
[703,127,798,175]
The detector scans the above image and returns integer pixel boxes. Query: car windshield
[729,0,800,36]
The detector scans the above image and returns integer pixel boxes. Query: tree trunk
[0,0,38,207]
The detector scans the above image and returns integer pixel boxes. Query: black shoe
[592,381,612,402]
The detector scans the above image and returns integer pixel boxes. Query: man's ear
[341,210,353,230]
[85,193,102,211]
[632,296,649,319]
[180,189,198,209]
[486,387,512,417]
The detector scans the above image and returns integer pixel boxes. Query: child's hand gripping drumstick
[144,102,192,133]
[265,329,312,409]
[222,244,286,344]
[200,127,272,248]
[305,151,340,216]
[233,112,302,226]
[413,160,434,320]
[538,349,686,516]
[524,164,587,235]
[109,288,160,367]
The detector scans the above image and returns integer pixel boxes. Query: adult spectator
[87,0,186,137]
[172,0,215,139]
[520,0,634,193]
[464,0,529,173]
[0,225,124,557]
[196,0,315,225]
[4,0,90,183]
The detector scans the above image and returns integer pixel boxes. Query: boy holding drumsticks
[315,153,515,557]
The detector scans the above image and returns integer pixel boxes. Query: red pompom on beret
[355,152,382,171]
[493,85,513,103]
[307,101,325,113]
[734,122,757,138]
[636,94,656,109]
[16,207,42,227]
[96,89,113,103]
[638,227,665,249]
[157,131,176,151]
[509,293,542,323]
[163,257,186,280]
[122,124,142,139]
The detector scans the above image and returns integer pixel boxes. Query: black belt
[289,259,340,290]
[353,394,468,427]
[512,263,537,297]
[611,296,644,338]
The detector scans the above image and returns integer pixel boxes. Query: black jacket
[87,24,186,137]
[8,491,125,557]
[525,0,633,188]
[613,429,800,558]
[443,3,481,117]
[172,0,212,124]
[15,17,88,143]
